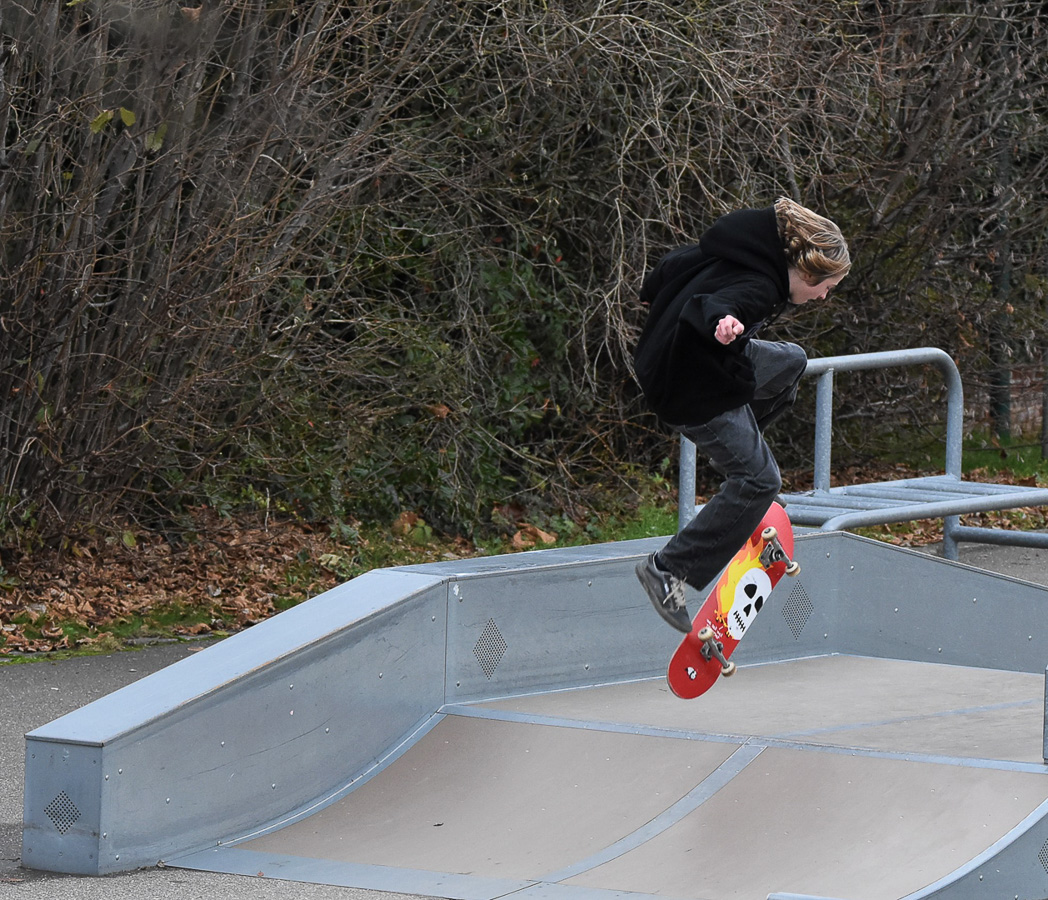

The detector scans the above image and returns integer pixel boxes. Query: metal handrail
[678,347,965,530]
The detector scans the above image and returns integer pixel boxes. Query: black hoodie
[633,206,792,425]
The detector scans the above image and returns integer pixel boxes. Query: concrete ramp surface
[22,532,1048,900]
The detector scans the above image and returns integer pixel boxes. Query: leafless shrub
[1,0,1047,545]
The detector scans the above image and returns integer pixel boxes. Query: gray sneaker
[635,553,691,633]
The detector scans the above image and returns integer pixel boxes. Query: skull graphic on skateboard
[667,501,799,699]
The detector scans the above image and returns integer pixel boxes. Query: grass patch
[962,434,1048,482]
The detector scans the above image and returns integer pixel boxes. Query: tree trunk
[1041,344,1048,459]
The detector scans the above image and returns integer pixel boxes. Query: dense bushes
[2,1,1048,545]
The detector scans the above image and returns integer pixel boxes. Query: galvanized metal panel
[439,533,847,703]
[22,569,448,874]
[713,531,844,668]
[823,533,1048,672]
[21,741,103,874]
[440,541,675,703]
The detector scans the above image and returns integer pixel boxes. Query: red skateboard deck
[667,501,798,699]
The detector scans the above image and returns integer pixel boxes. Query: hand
[714,315,745,345]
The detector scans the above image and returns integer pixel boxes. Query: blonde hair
[774,196,851,283]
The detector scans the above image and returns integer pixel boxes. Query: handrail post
[678,434,697,531]
[941,357,964,479]
[813,369,835,492]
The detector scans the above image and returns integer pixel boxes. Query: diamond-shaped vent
[44,791,81,835]
[782,583,813,640]
[473,618,507,679]
[1039,838,1048,874]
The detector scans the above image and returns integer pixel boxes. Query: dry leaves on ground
[1,507,341,654]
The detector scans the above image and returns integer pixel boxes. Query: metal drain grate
[473,618,507,679]
[44,791,81,835]
[1039,838,1048,875]
[782,583,813,640]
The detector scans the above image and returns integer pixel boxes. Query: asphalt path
[2,540,1046,899]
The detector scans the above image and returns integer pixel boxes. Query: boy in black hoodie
[634,198,851,632]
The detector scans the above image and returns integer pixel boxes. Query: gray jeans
[658,339,807,592]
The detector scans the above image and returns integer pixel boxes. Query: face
[788,268,845,305]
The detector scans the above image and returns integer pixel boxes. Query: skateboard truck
[759,525,801,575]
[696,626,736,677]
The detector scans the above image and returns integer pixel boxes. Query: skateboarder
[633,197,851,632]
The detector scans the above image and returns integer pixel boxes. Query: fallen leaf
[392,511,420,535]
[511,523,557,550]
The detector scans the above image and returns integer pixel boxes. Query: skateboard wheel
[786,560,801,576]
[696,626,715,642]
[761,526,777,542]
[721,661,737,677]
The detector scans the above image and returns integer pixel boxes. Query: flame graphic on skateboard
[667,501,799,699]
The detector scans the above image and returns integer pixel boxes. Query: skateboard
[667,501,799,699]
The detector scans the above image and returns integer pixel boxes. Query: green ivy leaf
[90,110,114,134]
[146,123,168,152]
